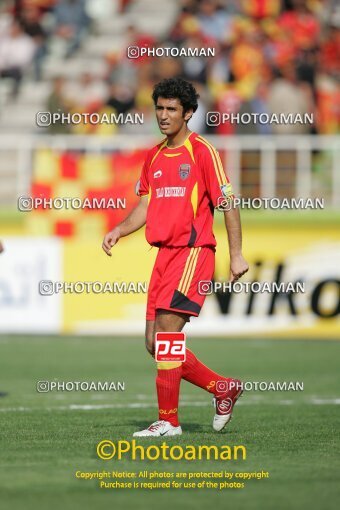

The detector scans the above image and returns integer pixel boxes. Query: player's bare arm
[102,195,148,256]
[224,206,249,282]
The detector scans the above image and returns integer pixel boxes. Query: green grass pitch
[0,335,339,510]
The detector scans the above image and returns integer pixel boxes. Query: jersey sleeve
[137,152,150,196]
[200,145,234,208]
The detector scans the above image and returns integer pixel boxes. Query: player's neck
[166,128,192,149]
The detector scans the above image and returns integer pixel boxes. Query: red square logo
[155,332,186,362]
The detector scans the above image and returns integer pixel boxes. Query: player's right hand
[102,227,121,256]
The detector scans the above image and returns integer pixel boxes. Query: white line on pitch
[0,398,340,412]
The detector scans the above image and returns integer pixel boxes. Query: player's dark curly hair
[152,78,200,115]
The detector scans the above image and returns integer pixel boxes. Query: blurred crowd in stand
[0,0,338,134]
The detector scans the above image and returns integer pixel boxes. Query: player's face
[155,97,193,136]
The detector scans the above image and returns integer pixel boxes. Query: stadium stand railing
[0,134,338,209]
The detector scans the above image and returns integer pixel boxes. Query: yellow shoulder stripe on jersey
[191,182,198,218]
[184,138,196,164]
[196,135,225,186]
[177,247,201,296]
[196,135,226,187]
[150,139,167,167]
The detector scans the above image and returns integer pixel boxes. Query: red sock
[182,349,230,396]
[156,364,182,426]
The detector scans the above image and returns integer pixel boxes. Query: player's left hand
[229,255,249,282]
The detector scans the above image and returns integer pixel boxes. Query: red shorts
[146,246,215,321]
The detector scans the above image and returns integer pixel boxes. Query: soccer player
[102,78,249,437]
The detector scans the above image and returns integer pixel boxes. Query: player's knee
[155,310,188,332]
[155,312,171,332]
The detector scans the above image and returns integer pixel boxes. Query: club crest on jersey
[220,183,233,198]
[179,163,191,180]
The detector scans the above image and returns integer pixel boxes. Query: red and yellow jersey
[138,132,233,248]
